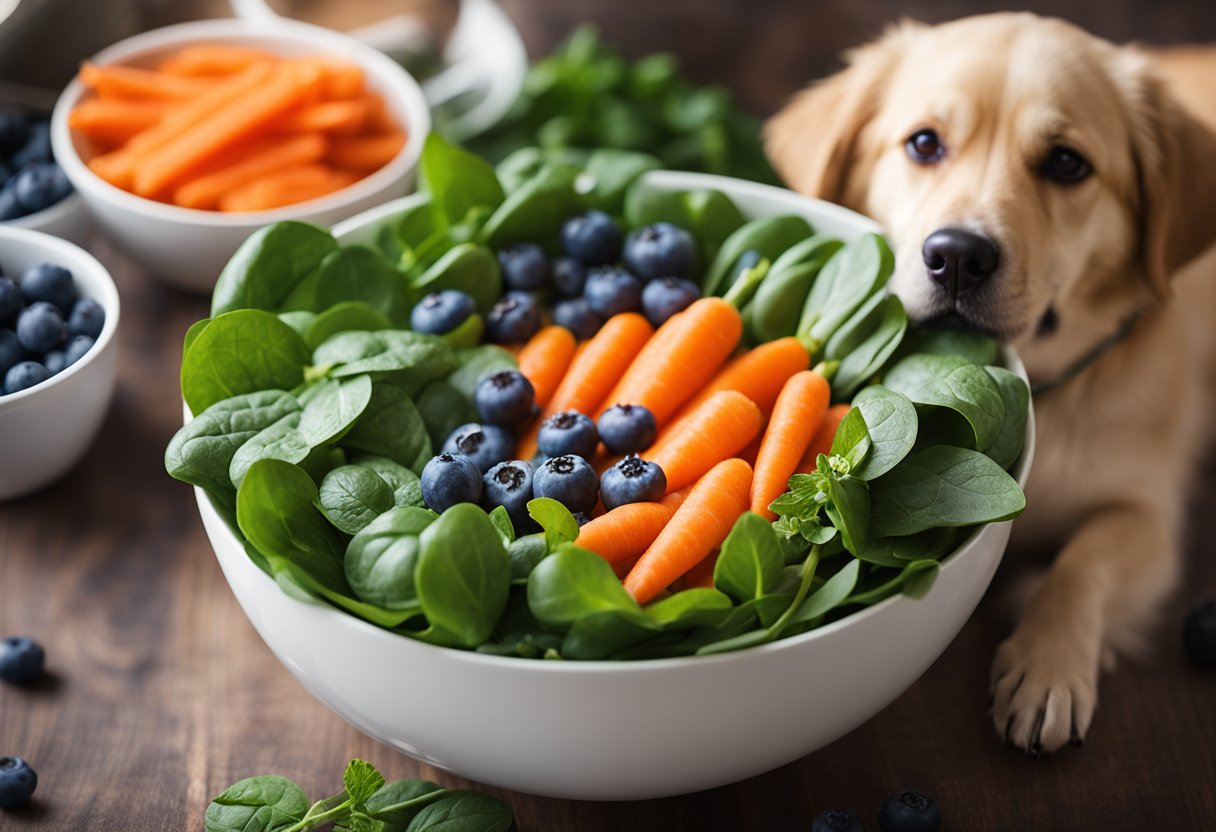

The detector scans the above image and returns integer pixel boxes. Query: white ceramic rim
[0,224,120,407]
[2,190,85,231]
[204,172,1037,673]
[49,17,431,228]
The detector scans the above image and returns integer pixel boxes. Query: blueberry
[498,243,549,292]
[15,302,66,353]
[878,791,941,832]
[553,298,602,340]
[0,109,28,154]
[813,809,865,832]
[10,122,52,170]
[486,291,541,344]
[0,277,24,325]
[0,756,37,810]
[572,511,593,526]
[421,453,483,513]
[561,210,623,265]
[551,257,588,298]
[532,454,600,514]
[0,184,21,221]
[597,403,657,454]
[474,370,535,426]
[537,410,599,459]
[20,263,76,314]
[641,277,700,327]
[622,222,697,280]
[442,423,516,473]
[410,290,475,335]
[1184,598,1216,668]
[600,455,667,511]
[43,349,66,375]
[0,637,44,685]
[0,329,24,376]
[584,267,643,319]
[67,298,105,339]
[3,361,49,395]
[482,459,534,527]
[11,163,72,215]
[64,335,94,367]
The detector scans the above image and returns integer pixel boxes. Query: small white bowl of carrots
[50,18,430,293]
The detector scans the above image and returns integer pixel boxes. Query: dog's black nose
[922,228,999,295]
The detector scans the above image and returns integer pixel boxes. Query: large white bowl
[196,172,1035,800]
[0,225,118,499]
[50,18,432,294]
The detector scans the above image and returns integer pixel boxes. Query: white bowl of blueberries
[0,108,88,244]
[0,224,118,500]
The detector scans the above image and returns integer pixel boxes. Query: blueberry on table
[553,298,602,340]
[486,291,541,344]
[0,329,25,376]
[20,263,76,315]
[597,403,657,454]
[475,370,535,426]
[537,410,599,459]
[64,335,95,368]
[551,256,589,298]
[0,756,37,810]
[0,277,24,324]
[11,163,72,215]
[533,454,600,514]
[67,298,105,339]
[498,243,550,292]
[483,459,534,526]
[3,361,49,395]
[878,791,941,832]
[0,109,29,154]
[410,290,475,335]
[813,809,865,832]
[1184,598,1216,668]
[641,277,700,327]
[421,453,483,513]
[10,122,52,170]
[600,455,667,511]
[16,302,66,353]
[442,423,516,473]
[584,267,643,319]
[561,210,623,265]
[623,222,697,280]
[0,637,44,685]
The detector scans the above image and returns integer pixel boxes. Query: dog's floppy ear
[764,22,919,201]
[1114,50,1216,298]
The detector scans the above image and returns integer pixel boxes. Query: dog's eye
[905,129,946,164]
[1042,146,1092,184]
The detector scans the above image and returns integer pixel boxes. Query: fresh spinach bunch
[203,758,513,832]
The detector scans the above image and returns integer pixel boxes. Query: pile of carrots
[513,298,854,606]
[69,44,407,212]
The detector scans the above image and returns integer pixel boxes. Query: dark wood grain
[3,2,1216,830]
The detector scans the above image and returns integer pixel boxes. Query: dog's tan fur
[765,12,1216,753]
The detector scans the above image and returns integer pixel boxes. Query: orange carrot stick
[750,371,831,520]
[172,133,328,210]
[794,403,851,474]
[79,62,217,99]
[157,44,270,77]
[218,164,357,212]
[326,132,406,171]
[576,490,687,568]
[277,99,370,134]
[673,336,809,422]
[597,298,741,425]
[682,550,719,589]
[320,63,365,99]
[68,99,167,143]
[647,391,762,493]
[624,458,753,604]
[517,326,578,410]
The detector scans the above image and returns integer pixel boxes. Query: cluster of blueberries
[0,110,74,221]
[0,636,44,810]
[421,368,666,531]
[408,211,702,344]
[0,262,104,395]
[814,791,942,832]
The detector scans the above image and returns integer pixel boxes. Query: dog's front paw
[990,630,1098,755]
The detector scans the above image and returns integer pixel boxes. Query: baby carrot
[172,133,328,210]
[326,132,406,171]
[79,62,216,99]
[647,391,762,493]
[68,98,167,143]
[624,458,753,604]
[750,371,831,520]
[517,326,577,410]
[319,62,365,99]
[157,44,270,77]
[597,298,742,425]
[794,403,851,474]
[218,164,357,212]
[277,99,370,134]
[674,336,809,421]
[576,489,687,569]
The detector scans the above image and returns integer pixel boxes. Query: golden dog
[765,12,1216,754]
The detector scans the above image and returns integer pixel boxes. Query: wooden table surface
[3,3,1216,830]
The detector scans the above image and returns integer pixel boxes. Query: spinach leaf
[825,474,870,555]
[713,512,783,603]
[183,317,211,355]
[278,311,317,338]
[415,380,477,448]
[167,390,301,494]
[182,310,311,415]
[211,221,338,317]
[360,780,445,828]
[787,557,860,627]
[237,459,346,570]
[527,544,644,627]
[229,414,312,489]
[297,375,373,447]
[748,235,842,342]
[313,246,411,324]
[409,244,502,315]
[799,234,894,352]
[303,301,392,351]
[480,163,583,248]
[703,215,813,296]
[850,386,917,480]
[580,148,662,213]
[644,588,733,629]
[983,366,1030,470]
[507,534,548,584]
[623,182,745,265]
[204,775,308,832]
[402,790,514,832]
[414,503,511,648]
[319,465,396,535]
[562,609,660,660]
[447,346,517,399]
[883,353,1005,451]
[419,132,505,228]
[343,759,386,807]
[829,407,871,472]
[900,327,999,365]
[829,295,907,398]
[344,506,436,613]
[869,446,1026,537]
[342,383,433,473]
[528,497,580,550]
[316,331,455,388]
[487,505,515,546]
[846,559,939,605]
[349,454,426,508]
